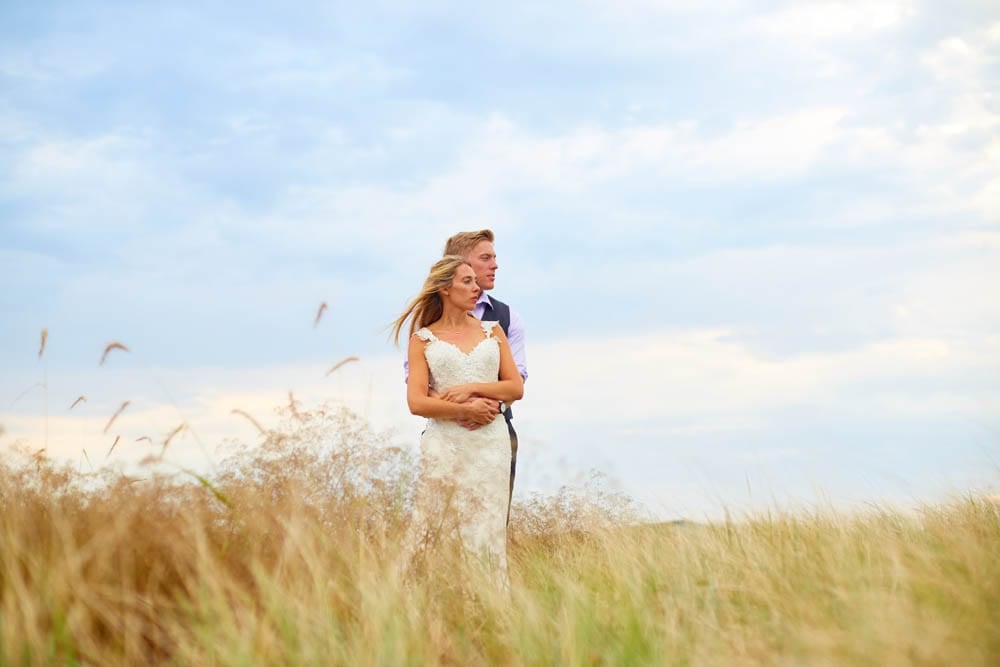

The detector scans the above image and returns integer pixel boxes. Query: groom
[442,230,528,522]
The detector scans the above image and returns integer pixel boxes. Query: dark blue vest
[481,296,514,422]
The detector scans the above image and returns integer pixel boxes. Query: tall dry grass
[1,400,998,666]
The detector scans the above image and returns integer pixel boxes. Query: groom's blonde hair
[443,229,494,258]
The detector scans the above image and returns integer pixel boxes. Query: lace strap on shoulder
[414,327,437,342]
[481,320,500,338]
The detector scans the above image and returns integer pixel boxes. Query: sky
[1,0,998,521]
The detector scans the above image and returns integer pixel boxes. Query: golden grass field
[1,397,998,666]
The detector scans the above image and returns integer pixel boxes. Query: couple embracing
[391,230,527,587]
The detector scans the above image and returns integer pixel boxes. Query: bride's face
[443,264,481,311]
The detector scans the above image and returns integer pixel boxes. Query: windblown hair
[443,229,495,258]
[390,255,472,346]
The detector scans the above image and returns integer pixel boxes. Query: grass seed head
[325,355,360,377]
[106,435,121,458]
[162,423,187,451]
[100,341,130,365]
[103,400,131,433]
[313,301,328,327]
[231,408,266,435]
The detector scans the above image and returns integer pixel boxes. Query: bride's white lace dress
[409,320,509,586]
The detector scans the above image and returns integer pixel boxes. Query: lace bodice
[415,320,501,393]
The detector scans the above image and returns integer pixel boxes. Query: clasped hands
[432,385,500,431]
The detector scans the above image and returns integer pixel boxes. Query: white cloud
[251,95,994,252]
[232,106,851,255]
[921,29,996,87]
[229,42,407,92]
[751,1,916,41]
[17,136,137,184]
[0,108,35,144]
[3,132,196,239]
[0,43,109,82]
[495,108,847,186]
[520,329,991,429]
[5,4,995,262]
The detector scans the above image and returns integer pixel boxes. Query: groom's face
[466,240,498,291]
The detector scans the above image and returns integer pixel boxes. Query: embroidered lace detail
[415,324,501,394]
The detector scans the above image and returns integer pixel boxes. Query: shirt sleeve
[507,308,528,382]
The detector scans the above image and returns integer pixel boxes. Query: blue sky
[2,0,998,519]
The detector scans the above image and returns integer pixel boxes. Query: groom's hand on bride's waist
[463,398,500,427]
[457,402,499,430]
[468,397,500,414]
[455,397,501,431]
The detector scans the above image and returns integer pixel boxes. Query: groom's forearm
[463,381,523,403]
[407,394,474,420]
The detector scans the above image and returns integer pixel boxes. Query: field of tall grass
[1,399,998,666]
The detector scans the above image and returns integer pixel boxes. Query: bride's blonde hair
[390,255,473,346]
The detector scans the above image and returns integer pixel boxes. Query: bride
[391,255,524,587]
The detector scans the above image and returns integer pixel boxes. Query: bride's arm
[441,326,524,404]
[406,335,496,423]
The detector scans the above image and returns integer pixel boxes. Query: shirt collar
[476,292,491,307]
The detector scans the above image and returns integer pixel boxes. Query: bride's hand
[441,385,475,403]
[463,398,498,426]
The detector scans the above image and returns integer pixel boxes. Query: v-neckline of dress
[432,332,491,356]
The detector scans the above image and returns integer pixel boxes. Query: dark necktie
[481,300,496,321]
